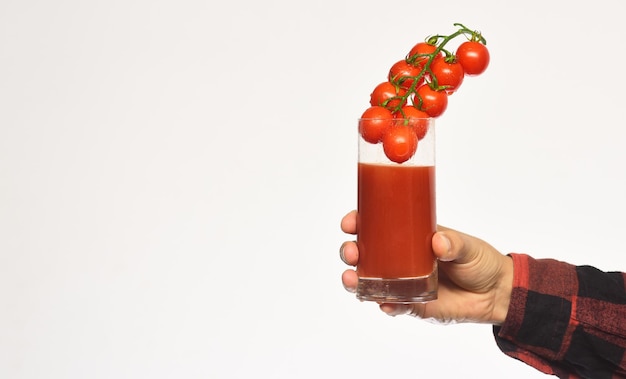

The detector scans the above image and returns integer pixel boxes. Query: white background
[1,0,625,378]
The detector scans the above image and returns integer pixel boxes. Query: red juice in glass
[356,118,438,303]
[357,164,435,277]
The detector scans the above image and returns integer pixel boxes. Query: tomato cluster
[359,23,490,163]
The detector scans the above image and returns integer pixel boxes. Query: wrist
[492,255,514,325]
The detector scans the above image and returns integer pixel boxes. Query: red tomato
[388,59,423,90]
[394,106,430,140]
[407,42,441,68]
[359,106,394,143]
[370,81,407,110]
[382,125,418,164]
[414,85,448,118]
[455,41,490,76]
[430,56,464,94]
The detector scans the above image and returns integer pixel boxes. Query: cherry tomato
[407,42,441,69]
[370,81,407,110]
[388,59,423,90]
[455,41,490,76]
[430,56,464,94]
[359,106,394,144]
[414,85,448,118]
[382,125,418,164]
[394,106,430,140]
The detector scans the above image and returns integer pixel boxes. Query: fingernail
[442,234,452,253]
[438,233,452,259]
[441,234,451,253]
[339,243,346,262]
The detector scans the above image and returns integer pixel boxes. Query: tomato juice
[357,163,436,280]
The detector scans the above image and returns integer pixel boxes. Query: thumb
[432,226,478,264]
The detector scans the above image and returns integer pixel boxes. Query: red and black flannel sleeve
[493,253,626,379]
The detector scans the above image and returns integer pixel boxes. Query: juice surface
[357,163,436,278]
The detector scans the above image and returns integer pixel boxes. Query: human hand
[340,210,513,325]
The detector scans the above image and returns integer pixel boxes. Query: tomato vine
[389,23,487,113]
[360,22,490,163]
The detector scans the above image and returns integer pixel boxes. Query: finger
[341,269,358,293]
[432,231,453,261]
[433,226,481,264]
[339,240,359,265]
[340,210,357,234]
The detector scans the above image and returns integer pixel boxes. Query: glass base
[356,271,438,303]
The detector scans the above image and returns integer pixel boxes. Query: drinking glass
[356,117,437,303]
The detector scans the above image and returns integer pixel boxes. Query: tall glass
[356,117,437,303]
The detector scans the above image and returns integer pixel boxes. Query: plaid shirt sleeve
[493,253,626,379]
